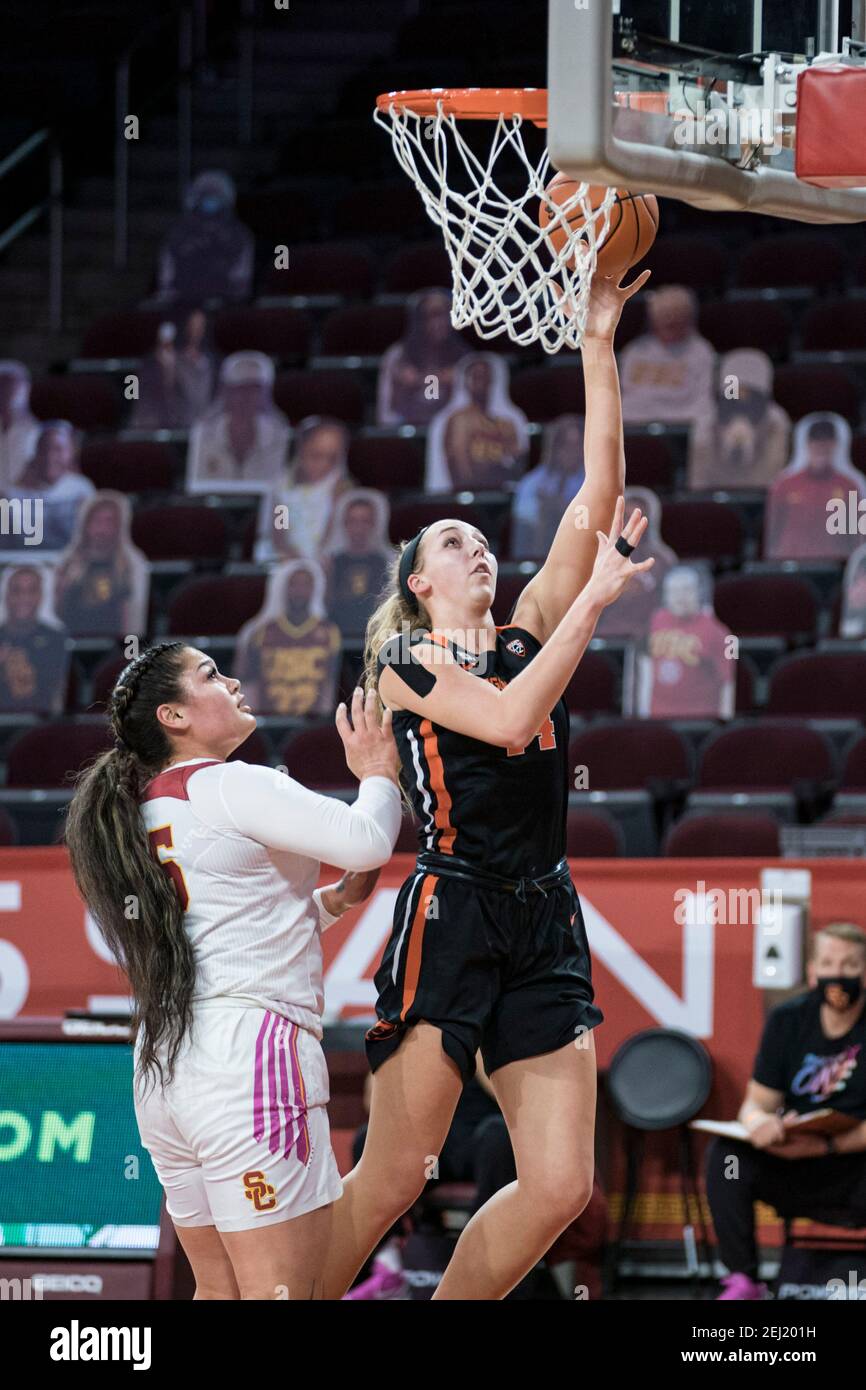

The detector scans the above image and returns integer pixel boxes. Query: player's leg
[218,1202,334,1299]
[173,1222,241,1299]
[320,1021,464,1298]
[432,1032,597,1300]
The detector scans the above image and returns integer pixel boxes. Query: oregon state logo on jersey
[243,1170,277,1211]
[506,638,526,657]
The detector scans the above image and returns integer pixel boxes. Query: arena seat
[840,734,866,789]
[565,806,624,856]
[88,652,129,710]
[563,650,619,717]
[334,181,428,237]
[318,304,407,359]
[132,506,228,562]
[568,719,692,790]
[765,650,866,718]
[662,810,781,857]
[227,729,274,766]
[491,569,534,625]
[80,310,165,359]
[30,374,121,431]
[798,298,866,354]
[0,806,18,845]
[698,297,792,358]
[698,720,835,789]
[212,307,313,359]
[261,242,375,299]
[642,234,730,292]
[5,720,113,787]
[347,433,425,493]
[734,235,848,291]
[712,573,818,643]
[388,499,489,545]
[623,432,677,491]
[167,574,266,636]
[510,365,585,422]
[273,369,365,425]
[772,363,860,424]
[80,440,177,494]
[660,499,744,565]
[383,240,452,294]
[280,723,354,791]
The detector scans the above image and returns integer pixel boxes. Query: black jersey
[378,624,568,877]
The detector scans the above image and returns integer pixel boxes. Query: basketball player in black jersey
[321,268,653,1300]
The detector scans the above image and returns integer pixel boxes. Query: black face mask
[814,975,864,1008]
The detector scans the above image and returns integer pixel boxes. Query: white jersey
[138,757,400,1040]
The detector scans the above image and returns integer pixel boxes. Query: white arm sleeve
[212,762,401,871]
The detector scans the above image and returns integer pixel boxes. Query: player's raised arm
[379,500,653,748]
[513,269,650,645]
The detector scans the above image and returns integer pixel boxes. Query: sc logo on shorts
[243,1170,277,1211]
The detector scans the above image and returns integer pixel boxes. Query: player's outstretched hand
[585,495,655,609]
[336,686,400,785]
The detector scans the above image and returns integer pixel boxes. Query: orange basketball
[538,177,659,278]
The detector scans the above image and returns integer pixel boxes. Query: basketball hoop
[374,88,617,354]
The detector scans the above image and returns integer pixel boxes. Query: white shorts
[133,1001,343,1232]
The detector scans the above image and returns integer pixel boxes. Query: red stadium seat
[5,721,113,787]
[642,235,730,292]
[167,575,266,636]
[841,734,866,789]
[388,499,487,545]
[383,241,452,293]
[511,366,585,422]
[563,651,619,716]
[568,720,692,791]
[235,189,318,242]
[280,723,353,791]
[81,310,165,358]
[624,432,677,491]
[735,235,848,291]
[132,506,228,562]
[228,730,274,766]
[799,298,866,353]
[712,573,818,642]
[0,806,18,845]
[30,375,121,431]
[773,364,860,424]
[566,806,624,856]
[697,720,834,790]
[765,651,866,718]
[662,811,781,857]
[263,242,375,299]
[735,650,757,713]
[660,500,743,564]
[334,181,427,237]
[89,653,129,710]
[212,307,313,359]
[273,369,365,425]
[319,304,407,357]
[80,440,177,494]
[698,297,792,358]
[347,434,425,492]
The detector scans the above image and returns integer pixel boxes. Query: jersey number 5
[507,715,556,758]
[148,825,190,910]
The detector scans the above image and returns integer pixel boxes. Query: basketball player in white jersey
[65,640,400,1299]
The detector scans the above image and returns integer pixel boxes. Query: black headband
[398,527,429,612]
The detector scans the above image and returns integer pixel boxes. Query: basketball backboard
[547,0,866,222]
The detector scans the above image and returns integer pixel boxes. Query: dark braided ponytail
[65,641,196,1091]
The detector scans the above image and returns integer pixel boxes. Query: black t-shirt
[752,991,866,1120]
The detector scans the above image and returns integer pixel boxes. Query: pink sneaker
[342,1243,411,1301]
[716,1272,770,1301]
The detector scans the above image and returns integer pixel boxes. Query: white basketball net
[374,98,617,354]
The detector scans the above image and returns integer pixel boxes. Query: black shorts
[364,867,604,1086]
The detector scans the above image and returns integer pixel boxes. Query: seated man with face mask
[705,922,866,1300]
